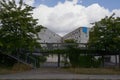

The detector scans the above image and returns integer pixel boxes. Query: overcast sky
[22,0,120,36]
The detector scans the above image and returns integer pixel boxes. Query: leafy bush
[28,54,47,68]
[68,52,102,68]
[64,39,102,68]
[78,55,102,68]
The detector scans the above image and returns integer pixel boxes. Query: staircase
[6,53,37,68]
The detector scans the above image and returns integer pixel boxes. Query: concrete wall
[38,28,61,43]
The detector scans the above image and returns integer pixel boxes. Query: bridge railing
[40,43,88,50]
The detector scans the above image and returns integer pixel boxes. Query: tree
[0,0,43,55]
[64,39,101,68]
[89,14,120,67]
[89,14,120,52]
[64,39,78,67]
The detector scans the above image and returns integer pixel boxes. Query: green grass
[66,68,120,75]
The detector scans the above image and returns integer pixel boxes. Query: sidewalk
[0,68,120,80]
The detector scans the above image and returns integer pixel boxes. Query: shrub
[68,53,102,68]
[79,55,102,68]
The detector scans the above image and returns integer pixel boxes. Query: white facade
[38,28,62,62]
[63,27,89,43]
[38,28,61,43]
[110,55,119,63]
[38,27,89,44]
[38,27,90,48]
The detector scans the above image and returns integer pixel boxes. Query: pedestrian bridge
[3,43,119,68]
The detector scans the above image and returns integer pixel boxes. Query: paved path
[0,68,120,80]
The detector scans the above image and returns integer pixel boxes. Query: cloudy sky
[23,0,120,36]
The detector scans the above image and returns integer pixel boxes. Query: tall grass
[12,63,32,72]
[67,68,120,75]
[0,63,32,74]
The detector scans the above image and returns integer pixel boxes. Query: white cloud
[86,4,110,22]
[33,1,120,36]
[13,0,35,6]
[72,0,78,5]
[66,0,82,5]
[24,0,35,6]
[112,9,120,17]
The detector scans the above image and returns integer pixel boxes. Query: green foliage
[0,54,17,67]
[64,39,78,48]
[89,14,120,52]
[0,0,43,54]
[78,55,102,68]
[68,52,102,68]
[33,55,46,68]
[64,39,102,68]
[64,39,76,43]
[68,50,80,67]
[64,39,78,67]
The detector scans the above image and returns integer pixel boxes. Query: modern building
[38,27,90,63]
[38,27,89,49]
[37,28,61,49]
[38,27,89,44]
[63,27,89,43]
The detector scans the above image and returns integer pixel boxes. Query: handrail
[6,54,37,68]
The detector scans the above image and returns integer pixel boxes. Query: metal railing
[7,53,37,68]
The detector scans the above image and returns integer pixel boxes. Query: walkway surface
[0,68,120,80]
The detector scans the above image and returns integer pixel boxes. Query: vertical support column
[119,54,120,68]
[115,55,117,66]
[102,55,104,67]
[58,53,60,68]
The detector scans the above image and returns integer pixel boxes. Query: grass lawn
[66,68,120,75]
